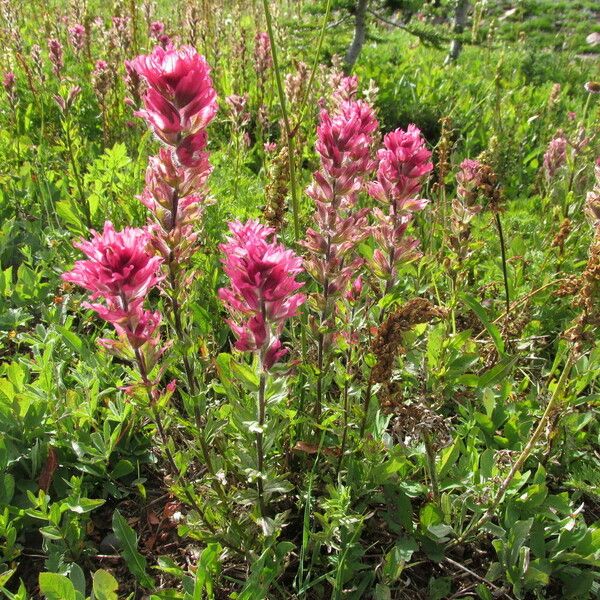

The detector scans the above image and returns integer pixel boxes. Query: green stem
[335,346,352,477]
[294,0,332,131]
[495,212,510,314]
[423,432,440,505]
[256,369,267,518]
[63,116,91,228]
[262,0,300,239]
[359,382,372,439]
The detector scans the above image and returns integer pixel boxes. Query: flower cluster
[368,125,433,212]
[3,72,15,107]
[48,38,64,78]
[62,222,164,366]
[585,157,600,228]
[449,159,485,263]
[253,32,272,77]
[332,75,359,106]
[219,220,306,370]
[368,125,432,287]
[132,44,217,151]
[68,24,86,55]
[543,133,568,180]
[456,159,484,205]
[303,99,378,302]
[131,44,217,291]
[92,60,111,105]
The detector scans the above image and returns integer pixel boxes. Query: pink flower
[124,59,141,104]
[226,93,250,127]
[132,44,217,145]
[368,125,432,212]
[310,100,378,201]
[456,158,485,205]
[345,276,363,303]
[68,24,86,53]
[62,221,163,304]
[139,147,210,231]
[585,157,600,227]
[303,99,378,298]
[543,134,567,179]
[149,21,165,40]
[218,220,306,369]
[254,32,272,76]
[94,301,161,350]
[3,71,15,94]
[63,222,165,360]
[333,75,359,105]
[366,125,431,292]
[48,38,64,78]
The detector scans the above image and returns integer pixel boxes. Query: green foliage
[0,0,598,599]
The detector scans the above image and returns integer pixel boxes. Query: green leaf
[383,537,418,583]
[38,573,77,600]
[420,503,444,528]
[67,497,105,514]
[508,518,533,566]
[482,388,495,418]
[459,293,505,356]
[56,326,84,355]
[428,576,451,600]
[0,569,15,587]
[69,564,86,598]
[92,569,119,600]
[112,509,155,588]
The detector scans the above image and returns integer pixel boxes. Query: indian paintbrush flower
[62,221,165,364]
[367,125,432,289]
[68,24,86,54]
[218,220,306,370]
[543,133,568,180]
[48,38,64,78]
[132,44,218,147]
[254,32,272,76]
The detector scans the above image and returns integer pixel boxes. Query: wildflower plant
[219,220,305,518]
[302,98,378,418]
[1,5,598,599]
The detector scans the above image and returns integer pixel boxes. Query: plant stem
[256,369,267,518]
[423,432,440,505]
[63,116,91,228]
[359,382,372,439]
[294,0,331,130]
[314,231,333,421]
[165,244,232,510]
[457,351,574,543]
[132,346,246,555]
[262,0,300,239]
[335,363,351,477]
[495,211,510,314]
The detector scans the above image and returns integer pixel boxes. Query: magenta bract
[218,220,306,369]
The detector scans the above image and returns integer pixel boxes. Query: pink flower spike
[218,220,306,369]
[132,45,217,141]
[543,134,567,180]
[62,221,163,304]
[68,24,86,53]
[371,125,433,210]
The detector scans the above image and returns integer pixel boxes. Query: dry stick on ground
[444,557,516,600]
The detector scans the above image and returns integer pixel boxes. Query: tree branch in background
[344,0,368,72]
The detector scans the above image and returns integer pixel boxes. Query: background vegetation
[0,0,598,598]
